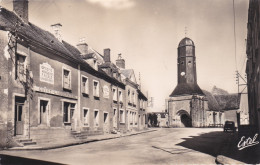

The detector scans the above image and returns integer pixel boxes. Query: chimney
[104,48,110,63]
[77,38,88,54]
[13,0,29,23]
[51,23,62,42]
[116,54,125,69]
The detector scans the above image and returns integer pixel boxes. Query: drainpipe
[77,64,81,132]
[27,46,31,139]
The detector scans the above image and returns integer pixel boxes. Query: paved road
[0,128,231,165]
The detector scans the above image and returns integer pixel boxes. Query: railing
[208,124,223,128]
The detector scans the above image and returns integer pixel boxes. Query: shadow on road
[176,130,260,164]
[176,130,227,157]
[0,154,65,165]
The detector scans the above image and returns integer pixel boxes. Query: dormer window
[93,59,98,70]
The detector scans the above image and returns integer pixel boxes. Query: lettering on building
[40,62,54,84]
[103,85,109,98]
[34,86,78,99]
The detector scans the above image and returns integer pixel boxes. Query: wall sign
[40,63,54,84]
[34,86,78,99]
[103,85,109,99]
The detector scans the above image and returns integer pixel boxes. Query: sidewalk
[6,129,156,151]
[216,131,260,165]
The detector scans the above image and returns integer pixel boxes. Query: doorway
[180,114,192,127]
[39,100,48,125]
[14,96,25,136]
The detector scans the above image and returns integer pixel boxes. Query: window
[93,80,99,97]
[120,110,125,123]
[82,76,89,94]
[113,108,117,127]
[63,102,75,123]
[104,112,108,124]
[119,90,123,103]
[93,59,98,70]
[63,69,71,90]
[16,54,26,81]
[94,110,99,127]
[132,92,136,105]
[113,88,117,101]
[128,90,131,103]
[39,100,49,125]
[83,108,89,126]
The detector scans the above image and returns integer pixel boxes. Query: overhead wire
[233,0,238,71]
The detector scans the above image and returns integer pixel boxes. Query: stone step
[18,139,33,143]
[22,141,37,146]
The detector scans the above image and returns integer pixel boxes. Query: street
[0,128,232,165]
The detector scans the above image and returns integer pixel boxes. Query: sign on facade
[40,63,54,84]
[103,85,109,98]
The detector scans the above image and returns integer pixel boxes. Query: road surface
[0,128,231,165]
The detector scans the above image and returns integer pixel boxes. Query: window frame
[93,80,100,98]
[15,53,27,81]
[62,100,76,125]
[62,67,72,90]
[94,109,99,127]
[83,107,90,127]
[112,87,117,101]
[38,97,51,126]
[81,75,89,95]
[119,109,125,123]
[118,90,123,103]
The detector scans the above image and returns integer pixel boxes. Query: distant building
[147,112,168,127]
[168,37,207,127]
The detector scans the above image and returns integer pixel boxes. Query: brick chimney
[51,23,62,42]
[13,0,29,23]
[104,48,110,63]
[77,38,88,54]
[116,54,125,69]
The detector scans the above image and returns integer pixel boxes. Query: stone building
[168,37,208,127]
[246,0,260,135]
[0,0,147,148]
[116,54,148,131]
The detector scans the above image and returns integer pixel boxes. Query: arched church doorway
[177,110,192,127]
[180,114,191,127]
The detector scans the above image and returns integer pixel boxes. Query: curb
[216,155,245,165]
[5,129,157,151]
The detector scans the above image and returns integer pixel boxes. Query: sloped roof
[0,6,125,88]
[214,94,241,110]
[121,69,133,78]
[99,62,118,72]
[170,83,204,97]
[178,37,195,47]
[0,7,79,62]
[202,90,220,111]
[138,89,147,101]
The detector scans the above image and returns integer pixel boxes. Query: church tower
[168,37,207,128]
[170,37,204,96]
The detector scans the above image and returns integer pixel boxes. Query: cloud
[86,0,135,10]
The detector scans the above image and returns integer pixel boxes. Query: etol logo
[237,133,259,150]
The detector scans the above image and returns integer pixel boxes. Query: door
[103,112,109,133]
[40,100,48,125]
[15,103,24,135]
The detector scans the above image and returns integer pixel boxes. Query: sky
[0,0,249,112]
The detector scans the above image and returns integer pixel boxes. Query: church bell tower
[170,37,204,96]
